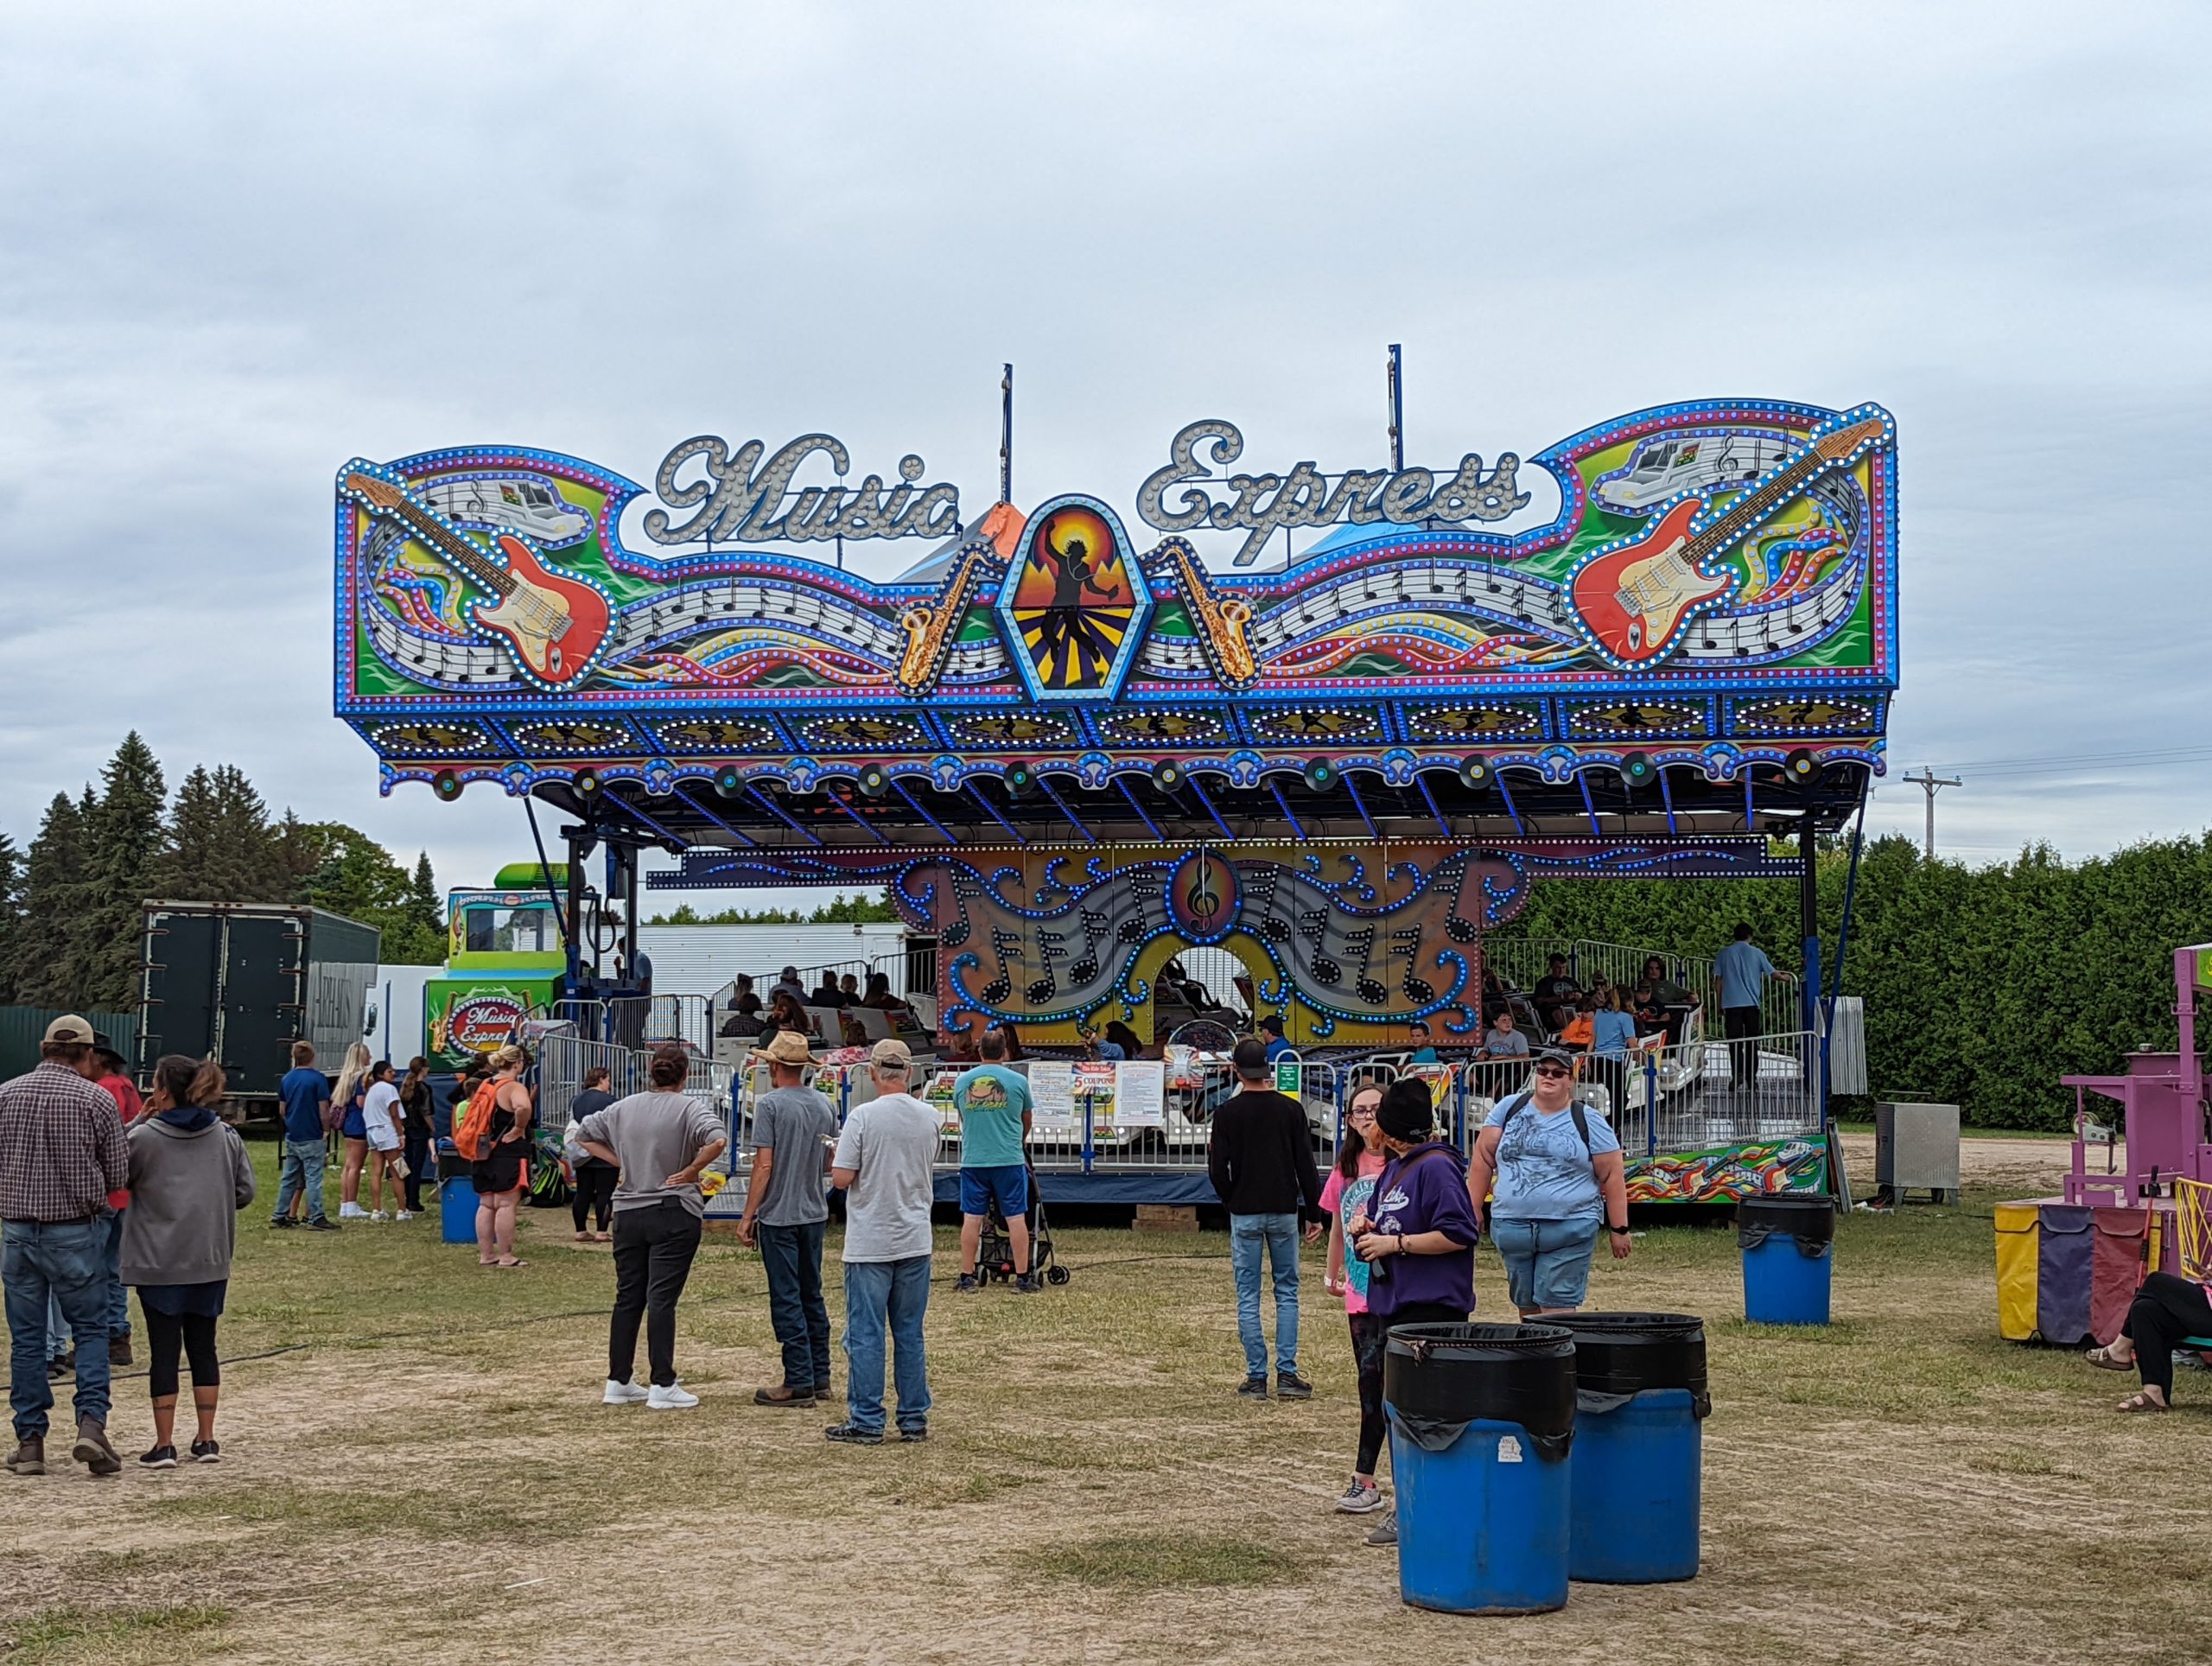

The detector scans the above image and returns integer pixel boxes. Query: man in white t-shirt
[360,1062,408,1222]
[824,1039,938,1446]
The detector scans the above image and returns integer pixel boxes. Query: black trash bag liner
[1548,1312,1711,1419]
[1384,1323,1575,1461]
[1738,1193,1836,1257]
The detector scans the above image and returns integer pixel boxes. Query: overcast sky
[3,1,2207,908]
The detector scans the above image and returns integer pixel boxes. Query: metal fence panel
[0,1006,138,1083]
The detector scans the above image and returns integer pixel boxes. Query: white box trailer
[637,921,915,998]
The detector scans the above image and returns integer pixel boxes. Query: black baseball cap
[1531,1047,1575,1072]
[1257,1014,1284,1035]
[1232,1036,1270,1076]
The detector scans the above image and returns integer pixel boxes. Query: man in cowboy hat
[738,1029,839,1408]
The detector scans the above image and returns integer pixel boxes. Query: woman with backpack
[459,1046,534,1269]
[121,1054,256,1467]
[1465,1046,1632,1319]
[333,1042,374,1221]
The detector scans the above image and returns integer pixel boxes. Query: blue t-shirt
[1262,1035,1294,1064]
[1485,1094,1622,1222]
[953,1065,1032,1169]
[1714,940,1777,1010]
[278,1066,331,1141]
[1591,1009,1638,1058]
[1408,1046,1440,1065]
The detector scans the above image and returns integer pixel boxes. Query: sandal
[2118,1390,2168,1413]
[2086,1345,2135,1372]
[595,1231,613,1243]
[574,1230,591,1243]
[493,1257,529,1269]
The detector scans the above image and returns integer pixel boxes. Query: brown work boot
[72,1416,121,1477]
[5,1434,43,1476]
[753,1383,817,1408]
[109,1335,133,1368]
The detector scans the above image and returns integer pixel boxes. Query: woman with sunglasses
[1466,1046,1631,1319]
[1319,1084,1389,1516]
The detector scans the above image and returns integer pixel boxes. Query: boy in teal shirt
[952,1028,1036,1294]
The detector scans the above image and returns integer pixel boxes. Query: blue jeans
[1230,1211,1301,1379]
[5,1218,113,1438]
[1491,1215,1601,1313]
[842,1256,931,1434]
[274,1139,328,1223]
[758,1219,832,1392]
[104,1208,130,1340]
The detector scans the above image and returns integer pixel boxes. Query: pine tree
[78,732,168,1011]
[408,851,442,942]
[13,792,90,1007]
[154,765,221,900]
[0,831,22,1003]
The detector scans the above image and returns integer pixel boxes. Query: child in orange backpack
[459,1048,534,1268]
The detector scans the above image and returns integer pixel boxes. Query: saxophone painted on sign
[1159,539,1258,688]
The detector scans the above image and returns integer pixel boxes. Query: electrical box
[1874,1102,1961,1203]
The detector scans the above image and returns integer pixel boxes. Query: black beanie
[1376,1078,1434,1142]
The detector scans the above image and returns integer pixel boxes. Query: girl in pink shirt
[1319,1084,1389,1515]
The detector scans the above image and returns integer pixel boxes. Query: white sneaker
[339,1203,367,1219]
[646,1383,700,1411]
[602,1379,650,1405]
[395,1211,415,1222]
[369,1211,389,1223]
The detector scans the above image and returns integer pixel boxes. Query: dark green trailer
[137,902,381,1112]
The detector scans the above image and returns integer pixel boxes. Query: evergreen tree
[407,851,443,943]
[12,792,90,1007]
[78,732,167,1011]
[0,831,22,1003]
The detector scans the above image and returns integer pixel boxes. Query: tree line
[647,893,901,926]
[0,733,448,1014]
[1497,830,2212,1131]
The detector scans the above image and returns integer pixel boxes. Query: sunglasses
[1532,1063,1572,1078]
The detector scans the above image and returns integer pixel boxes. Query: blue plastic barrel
[1552,1313,1708,1583]
[1739,1193,1834,1325]
[441,1175,478,1245]
[1384,1323,1576,1615]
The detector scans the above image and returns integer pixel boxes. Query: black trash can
[1739,1193,1835,1325]
[1548,1312,1710,1583]
[1383,1322,1576,1614]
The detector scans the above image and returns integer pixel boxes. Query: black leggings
[2122,1272,2212,1398]
[1349,1312,1389,1476]
[573,1164,618,1232]
[143,1309,219,1399]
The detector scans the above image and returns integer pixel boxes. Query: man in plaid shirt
[2,1014,130,1477]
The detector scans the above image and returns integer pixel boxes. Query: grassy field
[1,1135,2205,1664]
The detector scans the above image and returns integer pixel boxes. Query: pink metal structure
[2062,944,2212,1207]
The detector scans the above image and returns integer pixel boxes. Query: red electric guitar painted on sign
[345,468,613,686]
[1565,409,1890,668]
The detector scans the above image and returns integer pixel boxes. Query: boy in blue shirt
[952,1029,1036,1293]
[272,1042,337,1230]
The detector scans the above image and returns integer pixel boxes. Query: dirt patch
[2,1167,2204,1664]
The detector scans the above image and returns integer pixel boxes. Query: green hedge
[1495,832,2212,1131]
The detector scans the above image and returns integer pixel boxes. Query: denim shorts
[1490,1216,1600,1312]
[958,1164,1028,1220]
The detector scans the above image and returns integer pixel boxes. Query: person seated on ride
[1531,954,1582,1034]
[1630,957,1698,1041]
[1556,994,1597,1052]
[1406,1020,1440,1067]
[1478,1008,1530,1061]
[1105,1021,1148,1062]
[1258,1014,1294,1065]
[731,974,763,1018]
[2086,1269,2212,1413]
[937,1026,981,1065]
[762,989,816,1042]
[861,972,913,1017]
[809,971,849,1009]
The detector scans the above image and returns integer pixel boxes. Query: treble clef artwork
[1185,850,1224,929]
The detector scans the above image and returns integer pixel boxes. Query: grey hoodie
[119,1117,257,1288]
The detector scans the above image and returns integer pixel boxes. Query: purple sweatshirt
[1363,1141,1480,1319]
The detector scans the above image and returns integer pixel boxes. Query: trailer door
[222,911,308,1099]
[140,907,223,1077]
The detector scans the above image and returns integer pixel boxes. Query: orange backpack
[451,1079,503,1161]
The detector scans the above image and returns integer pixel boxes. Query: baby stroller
[976,1160,1070,1286]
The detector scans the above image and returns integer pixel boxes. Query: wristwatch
[1608,1224,1630,1235]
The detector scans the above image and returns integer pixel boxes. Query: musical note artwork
[336,396,1895,811]
[666,837,1800,1047]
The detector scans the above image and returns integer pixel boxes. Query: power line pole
[1902,767,1961,860]
[999,363,1014,504]
[1386,344,1404,472]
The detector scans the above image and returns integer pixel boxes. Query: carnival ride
[334,394,1897,1204]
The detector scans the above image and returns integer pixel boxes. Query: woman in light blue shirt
[1587,987,1640,1123]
